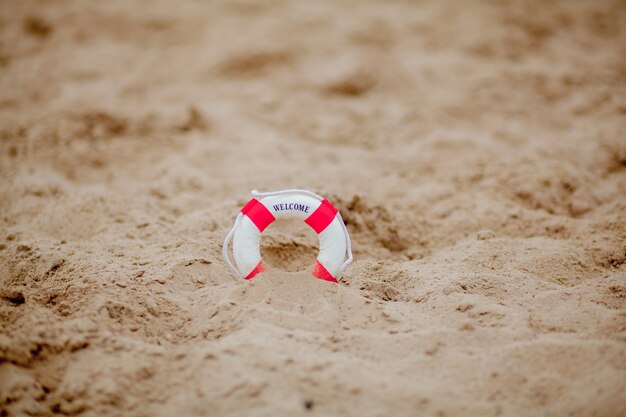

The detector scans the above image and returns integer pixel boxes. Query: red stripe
[245,260,266,280]
[311,260,338,283]
[305,199,338,234]
[241,198,275,232]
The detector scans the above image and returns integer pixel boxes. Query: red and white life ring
[222,189,353,283]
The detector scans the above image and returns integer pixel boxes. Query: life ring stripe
[304,199,338,234]
[241,198,275,232]
[245,260,266,280]
[312,260,338,283]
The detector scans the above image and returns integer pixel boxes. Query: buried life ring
[222,189,353,283]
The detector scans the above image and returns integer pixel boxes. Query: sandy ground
[1,0,625,416]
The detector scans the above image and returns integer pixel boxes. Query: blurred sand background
[1,0,625,416]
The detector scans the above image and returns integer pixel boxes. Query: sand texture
[1,0,626,416]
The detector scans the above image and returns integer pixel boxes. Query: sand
[1,0,625,416]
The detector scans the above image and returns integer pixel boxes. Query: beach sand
[1,0,625,416]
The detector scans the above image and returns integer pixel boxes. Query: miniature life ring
[222,189,353,283]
